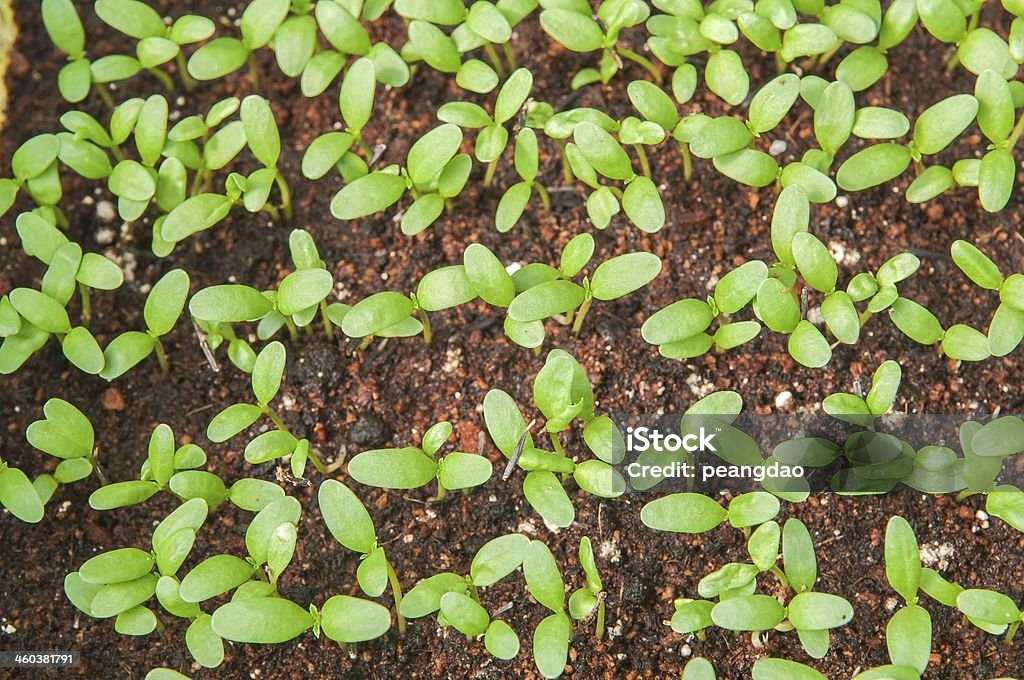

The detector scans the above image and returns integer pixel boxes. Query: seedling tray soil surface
[1,1,1023,678]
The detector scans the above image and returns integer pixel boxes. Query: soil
[1,1,1023,679]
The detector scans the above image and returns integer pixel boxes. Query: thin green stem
[95,84,115,109]
[483,43,507,78]
[175,51,196,92]
[615,47,662,84]
[572,297,593,336]
[320,300,335,341]
[419,309,432,344]
[595,600,606,641]
[769,565,790,592]
[1007,111,1024,149]
[484,159,498,188]
[679,141,693,181]
[54,207,70,230]
[263,406,291,434]
[435,482,447,501]
[386,559,407,635]
[774,52,789,75]
[355,134,373,159]
[633,144,652,178]
[78,283,91,326]
[147,66,176,93]
[550,431,565,456]
[558,141,573,185]
[274,172,293,222]
[469,583,482,604]
[814,44,841,69]
[1006,620,1020,644]
[954,489,977,503]
[247,52,261,91]
[534,181,551,211]
[284,316,299,343]
[502,42,518,70]
[153,337,170,374]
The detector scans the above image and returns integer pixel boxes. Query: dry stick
[192,319,220,372]
[503,419,538,480]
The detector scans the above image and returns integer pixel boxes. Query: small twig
[503,419,538,480]
[192,319,219,372]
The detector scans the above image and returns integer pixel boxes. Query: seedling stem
[386,560,407,634]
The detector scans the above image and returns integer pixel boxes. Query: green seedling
[319,479,408,634]
[568,537,606,640]
[204,342,338,476]
[823,360,902,426]
[668,517,854,659]
[641,491,780,535]
[257,230,337,341]
[539,0,662,87]
[347,421,492,500]
[65,498,210,640]
[24,398,99,503]
[506,234,662,340]
[951,239,1024,356]
[329,123,469,234]
[484,349,627,527]
[396,0,534,80]
[400,532,530,658]
[89,421,287,514]
[94,0,215,92]
[561,119,666,231]
[101,269,190,379]
[524,539,572,679]
[879,516,934,675]
[1,133,67,220]
[302,57,378,183]
[194,320,259,374]
[438,67,533,187]
[494,128,551,231]
[15,211,124,325]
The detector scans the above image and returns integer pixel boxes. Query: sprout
[823,360,902,426]
[329,123,468,235]
[539,0,661,87]
[204,341,337,475]
[663,516,854,659]
[438,67,533,187]
[567,537,606,640]
[318,480,407,633]
[346,421,493,500]
[484,349,628,527]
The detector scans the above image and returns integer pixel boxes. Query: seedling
[494,128,551,231]
[400,532,530,657]
[667,517,854,659]
[881,516,933,675]
[568,537,606,640]
[438,67,533,187]
[24,398,99,502]
[302,58,378,183]
[319,480,408,633]
[560,119,667,232]
[484,349,627,527]
[65,498,211,640]
[347,421,492,500]
[203,342,338,475]
[257,230,337,342]
[539,0,662,87]
[822,360,902,426]
[101,269,191,379]
[94,0,215,92]
[329,123,469,235]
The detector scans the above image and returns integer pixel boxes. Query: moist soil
[1,2,1023,678]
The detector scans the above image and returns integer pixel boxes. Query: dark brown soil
[1,1,1023,678]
